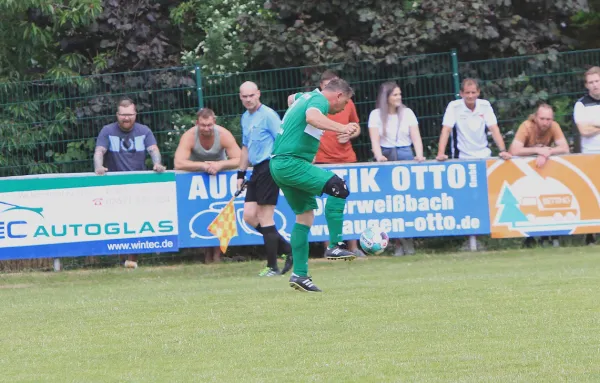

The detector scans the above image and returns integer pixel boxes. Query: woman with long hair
[368,81,425,256]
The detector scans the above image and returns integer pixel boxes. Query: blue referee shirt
[241,104,282,165]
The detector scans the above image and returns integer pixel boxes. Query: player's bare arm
[173,130,208,172]
[436,125,452,161]
[488,124,512,160]
[306,109,355,134]
[147,144,166,172]
[576,123,600,137]
[94,146,108,175]
[287,94,297,107]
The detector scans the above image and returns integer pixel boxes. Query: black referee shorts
[245,160,280,206]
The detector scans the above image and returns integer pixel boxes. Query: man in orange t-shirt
[313,70,364,256]
[509,103,569,249]
[314,70,361,164]
[509,103,569,169]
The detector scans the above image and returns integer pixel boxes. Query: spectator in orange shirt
[314,70,365,257]
[509,103,569,168]
[509,103,569,248]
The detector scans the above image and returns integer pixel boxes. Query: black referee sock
[278,233,292,255]
[261,225,280,270]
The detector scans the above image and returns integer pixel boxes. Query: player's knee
[323,175,350,199]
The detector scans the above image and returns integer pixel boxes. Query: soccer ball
[359,226,389,255]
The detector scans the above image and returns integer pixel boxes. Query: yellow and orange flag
[207,198,238,253]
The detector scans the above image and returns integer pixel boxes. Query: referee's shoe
[325,242,356,261]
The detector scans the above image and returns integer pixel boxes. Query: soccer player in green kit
[270,78,359,292]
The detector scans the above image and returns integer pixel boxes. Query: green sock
[291,223,310,277]
[325,196,345,248]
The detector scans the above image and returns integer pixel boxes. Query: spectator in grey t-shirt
[93,98,166,268]
[94,98,166,175]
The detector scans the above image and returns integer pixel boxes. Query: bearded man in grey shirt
[94,98,166,175]
[93,97,166,268]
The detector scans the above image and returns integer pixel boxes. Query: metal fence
[2,48,600,177]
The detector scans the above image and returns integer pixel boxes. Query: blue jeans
[382,146,413,161]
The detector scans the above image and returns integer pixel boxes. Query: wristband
[237,170,246,179]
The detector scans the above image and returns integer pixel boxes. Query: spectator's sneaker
[393,245,405,257]
[353,249,367,257]
[289,273,322,292]
[400,238,416,255]
[258,267,280,277]
[325,243,356,261]
[281,253,293,275]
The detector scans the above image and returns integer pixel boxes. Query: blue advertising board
[175,160,490,248]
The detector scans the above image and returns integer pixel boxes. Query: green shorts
[269,155,335,215]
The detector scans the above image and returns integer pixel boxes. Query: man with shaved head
[237,81,293,277]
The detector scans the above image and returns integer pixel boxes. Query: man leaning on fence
[509,103,569,248]
[174,107,241,263]
[436,78,511,252]
[574,66,600,246]
[94,98,166,175]
[94,97,166,268]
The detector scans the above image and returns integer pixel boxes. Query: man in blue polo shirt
[237,81,293,276]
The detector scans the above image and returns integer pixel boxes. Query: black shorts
[245,160,280,206]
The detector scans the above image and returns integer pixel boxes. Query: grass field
[1,247,600,382]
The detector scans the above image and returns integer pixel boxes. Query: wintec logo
[0,201,44,239]
[0,201,175,239]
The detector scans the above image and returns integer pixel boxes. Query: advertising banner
[176,161,490,248]
[0,173,179,259]
[487,155,600,238]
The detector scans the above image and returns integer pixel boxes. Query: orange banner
[487,154,600,238]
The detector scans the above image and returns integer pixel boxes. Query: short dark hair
[197,107,216,119]
[461,78,480,91]
[320,69,339,83]
[323,78,354,97]
[117,97,136,112]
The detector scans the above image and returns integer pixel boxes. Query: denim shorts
[381,146,414,161]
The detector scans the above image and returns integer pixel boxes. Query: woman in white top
[368,81,425,162]
[368,81,425,256]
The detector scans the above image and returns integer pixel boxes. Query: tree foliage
[0,0,197,176]
[171,0,265,75]
[1,0,600,176]
[239,0,583,67]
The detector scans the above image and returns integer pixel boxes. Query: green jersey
[272,89,330,162]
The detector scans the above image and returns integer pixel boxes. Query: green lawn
[1,247,600,382]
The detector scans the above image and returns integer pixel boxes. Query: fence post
[451,49,460,100]
[195,65,204,109]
